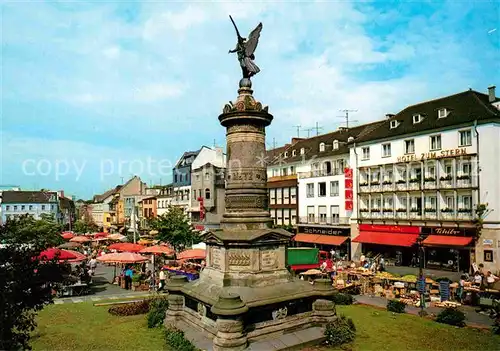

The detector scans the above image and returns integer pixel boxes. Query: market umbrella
[138,239,154,245]
[93,237,110,242]
[70,236,91,243]
[38,248,79,261]
[108,234,126,241]
[61,232,74,240]
[63,249,87,263]
[91,232,108,238]
[58,242,82,249]
[97,252,148,264]
[108,243,145,253]
[139,245,174,255]
[177,249,206,260]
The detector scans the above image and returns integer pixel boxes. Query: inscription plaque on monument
[261,250,277,269]
[212,247,222,269]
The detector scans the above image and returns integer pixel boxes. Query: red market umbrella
[61,232,74,240]
[70,236,91,243]
[108,243,145,253]
[64,249,87,263]
[58,242,82,249]
[92,232,108,238]
[139,245,174,256]
[177,249,206,260]
[97,252,148,264]
[38,248,78,261]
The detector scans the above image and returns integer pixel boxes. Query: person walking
[124,266,133,290]
[158,269,166,291]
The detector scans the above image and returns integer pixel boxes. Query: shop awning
[423,235,473,246]
[294,234,349,246]
[352,231,418,247]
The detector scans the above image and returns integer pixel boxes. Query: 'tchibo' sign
[397,148,468,162]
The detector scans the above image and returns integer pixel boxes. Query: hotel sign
[397,148,468,163]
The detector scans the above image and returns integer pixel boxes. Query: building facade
[138,196,157,229]
[1,191,60,222]
[172,150,199,214]
[350,87,500,273]
[157,185,174,216]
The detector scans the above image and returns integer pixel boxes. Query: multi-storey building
[350,86,500,273]
[138,196,157,229]
[266,142,302,227]
[172,150,199,214]
[58,193,76,230]
[92,185,121,232]
[157,185,174,216]
[1,190,60,222]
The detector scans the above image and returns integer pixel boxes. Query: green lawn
[327,305,500,351]
[31,301,500,351]
[31,301,166,351]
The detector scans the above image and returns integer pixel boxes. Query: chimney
[291,137,304,144]
[385,113,395,119]
[58,190,64,198]
[488,86,496,103]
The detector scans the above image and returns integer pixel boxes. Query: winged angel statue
[228,16,263,79]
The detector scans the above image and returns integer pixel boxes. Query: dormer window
[319,143,325,152]
[413,114,422,124]
[390,120,399,129]
[292,150,297,156]
[300,148,305,155]
[438,108,448,119]
[333,140,339,150]
[284,152,288,158]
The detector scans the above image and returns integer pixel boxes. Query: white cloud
[102,45,121,59]
[134,83,186,102]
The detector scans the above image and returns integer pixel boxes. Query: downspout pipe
[353,142,359,221]
[473,120,480,205]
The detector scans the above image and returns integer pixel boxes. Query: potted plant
[383,208,393,213]
[440,175,452,181]
[396,208,407,213]
[131,274,141,291]
[371,181,380,185]
[424,177,436,182]
[424,208,436,213]
[457,175,471,180]
[441,208,454,213]
[359,208,369,212]
[382,180,392,185]
[396,180,406,184]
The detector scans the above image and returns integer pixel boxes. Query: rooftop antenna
[272,137,276,149]
[338,109,358,129]
[293,125,302,138]
[302,127,315,138]
[314,122,323,136]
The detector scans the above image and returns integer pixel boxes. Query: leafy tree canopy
[72,218,98,234]
[149,206,200,252]
[0,214,65,350]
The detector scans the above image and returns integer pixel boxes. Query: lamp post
[417,234,427,316]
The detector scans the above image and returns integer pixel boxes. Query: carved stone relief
[227,124,265,134]
[271,307,288,320]
[197,302,207,317]
[225,195,268,209]
[228,251,251,267]
[212,247,222,269]
[261,250,277,270]
[226,169,267,183]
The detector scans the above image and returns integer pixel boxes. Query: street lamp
[416,234,427,317]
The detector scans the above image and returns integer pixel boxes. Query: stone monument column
[219,78,274,231]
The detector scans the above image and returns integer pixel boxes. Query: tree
[73,218,98,234]
[0,215,65,350]
[150,206,200,252]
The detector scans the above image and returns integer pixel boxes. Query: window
[445,196,454,210]
[306,183,314,198]
[444,163,453,176]
[382,143,391,157]
[5,205,10,211]
[41,205,45,210]
[459,130,472,146]
[283,209,290,225]
[362,147,370,160]
[29,205,33,210]
[21,205,25,210]
[283,187,290,204]
[276,188,282,204]
[276,209,283,225]
[427,165,436,177]
[390,120,399,129]
[290,187,297,204]
[272,169,278,177]
[307,206,315,222]
[205,172,210,180]
[300,148,305,155]
[331,206,340,223]
[324,161,332,175]
[427,196,437,209]
[461,162,472,175]
[430,135,442,150]
[284,152,288,158]
[405,139,415,154]
[269,189,276,205]
[330,181,339,196]
[335,159,345,173]
[205,188,211,200]
[319,206,327,223]
[290,166,295,174]
[291,209,297,224]
[384,196,393,208]
[462,195,472,209]
[319,143,325,152]
[14,205,18,211]
[333,140,339,150]
[438,108,448,119]
[413,114,422,124]
[281,168,288,176]
[318,182,327,197]
[292,150,297,156]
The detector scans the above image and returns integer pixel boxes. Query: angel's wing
[245,22,263,56]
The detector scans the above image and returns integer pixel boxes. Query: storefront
[352,225,420,266]
[420,227,475,273]
[293,225,351,259]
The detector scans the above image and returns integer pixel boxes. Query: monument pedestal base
[165,229,337,350]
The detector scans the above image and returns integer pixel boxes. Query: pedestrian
[89,256,97,276]
[124,266,133,290]
[158,269,166,291]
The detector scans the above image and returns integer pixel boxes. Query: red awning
[294,234,349,246]
[352,231,418,247]
[423,235,473,247]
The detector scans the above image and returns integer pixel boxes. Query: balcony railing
[298,169,344,179]
[359,174,475,193]
[268,174,298,182]
[298,216,350,225]
[358,208,474,221]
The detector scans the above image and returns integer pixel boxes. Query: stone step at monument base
[178,319,326,351]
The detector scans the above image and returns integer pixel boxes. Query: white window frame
[318,182,327,197]
[361,147,370,160]
[292,150,297,156]
[382,143,391,158]
[459,129,472,147]
[318,206,327,223]
[438,108,447,119]
[330,181,339,196]
[330,205,340,224]
[319,143,325,152]
[306,183,314,198]
[300,148,305,155]
[405,139,415,154]
[413,114,422,124]
[290,187,297,204]
[390,120,399,129]
[333,140,339,150]
[430,135,442,151]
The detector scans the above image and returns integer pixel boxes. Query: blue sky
[1,1,499,199]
